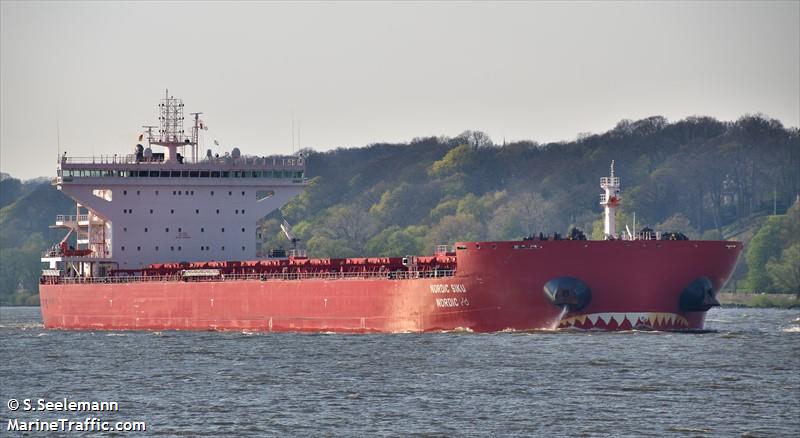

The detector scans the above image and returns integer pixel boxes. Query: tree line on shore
[1,114,798,304]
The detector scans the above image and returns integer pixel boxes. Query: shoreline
[718,292,799,309]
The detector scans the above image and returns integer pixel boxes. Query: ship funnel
[543,277,592,312]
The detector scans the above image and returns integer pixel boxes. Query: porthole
[242,209,245,214]
[165,227,169,232]
[155,246,159,251]
[150,209,154,214]
[137,246,141,251]
[144,228,148,232]
[136,190,140,195]
[121,246,125,251]
[211,191,214,196]
[216,209,220,214]
[178,227,182,232]
[221,228,225,232]
[195,209,199,214]
[241,228,245,232]
[123,190,127,195]
[201,228,204,232]
[171,209,174,214]
[123,227,127,232]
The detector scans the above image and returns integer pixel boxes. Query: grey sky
[1,1,798,179]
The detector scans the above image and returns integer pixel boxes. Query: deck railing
[43,269,457,285]
[55,214,89,223]
[61,154,304,167]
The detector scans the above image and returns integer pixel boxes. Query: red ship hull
[39,240,742,332]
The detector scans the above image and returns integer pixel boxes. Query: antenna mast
[600,160,621,239]
[151,89,193,163]
[190,112,203,162]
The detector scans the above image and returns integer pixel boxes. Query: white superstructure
[42,93,306,276]
[599,160,621,239]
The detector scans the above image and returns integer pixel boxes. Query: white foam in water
[550,306,569,330]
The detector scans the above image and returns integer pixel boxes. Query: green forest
[1,114,798,305]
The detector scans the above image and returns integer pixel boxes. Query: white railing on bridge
[56,214,89,223]
[61,154,304,168]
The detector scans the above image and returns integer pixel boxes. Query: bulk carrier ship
[39,94,742,332]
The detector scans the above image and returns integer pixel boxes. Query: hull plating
[40,240,741,332]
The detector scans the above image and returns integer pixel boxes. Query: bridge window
[171,171,181,177]
[199,171,209,178]
[165,228,169,232]
[210,171,220,178]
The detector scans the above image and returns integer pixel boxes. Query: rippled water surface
[1,307,798,437]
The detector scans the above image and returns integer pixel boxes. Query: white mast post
[600,160,621,240]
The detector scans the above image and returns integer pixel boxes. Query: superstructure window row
[61,169,304,179]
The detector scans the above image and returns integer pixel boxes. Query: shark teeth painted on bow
[558,312,689,329]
